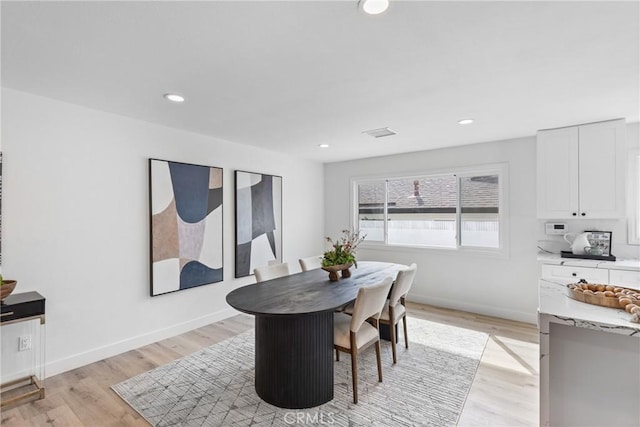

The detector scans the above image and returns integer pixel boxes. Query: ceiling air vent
[362,127,397,138]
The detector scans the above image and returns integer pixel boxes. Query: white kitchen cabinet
[537,119,626,219]
[541,264,608,284]
[609,269,640,288]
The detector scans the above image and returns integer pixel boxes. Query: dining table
[225,261,403,409]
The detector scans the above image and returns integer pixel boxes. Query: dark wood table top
[226,261,403,316]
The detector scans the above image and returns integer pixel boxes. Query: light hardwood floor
[1,303,539,426]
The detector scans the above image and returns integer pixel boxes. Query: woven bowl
[0,280,17,301]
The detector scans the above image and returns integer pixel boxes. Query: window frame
[628,149,640,245]
[350,163,509,257]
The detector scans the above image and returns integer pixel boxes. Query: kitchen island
[539,279,640,426]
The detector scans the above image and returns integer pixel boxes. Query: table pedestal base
[379,323,398,342]
[255,312,333,409]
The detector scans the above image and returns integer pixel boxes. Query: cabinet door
[537,127,579,218]
[541,264,609,284]
[578,119,626,218]
[609,270,640,289]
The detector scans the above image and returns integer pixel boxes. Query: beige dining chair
[254,263,290,283]
[379,263,418,364]
[333,276,393,404]
[298,255,323,272]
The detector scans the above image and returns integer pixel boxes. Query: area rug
[112,318,488,426]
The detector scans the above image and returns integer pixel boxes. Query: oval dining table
[225,261,403,409]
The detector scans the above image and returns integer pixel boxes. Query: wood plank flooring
[1,303,538,426]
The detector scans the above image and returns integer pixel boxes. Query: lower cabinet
[609,269,640,288]
[541,264,609,284]
[541,263,639,289]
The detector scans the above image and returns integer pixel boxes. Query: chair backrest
[254,263,290,283]
[350,277,394,333]
[299,255,323,272]
[389,263,418,307]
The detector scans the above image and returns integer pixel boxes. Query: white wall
[324,137,540,324]
[1,88,325,378]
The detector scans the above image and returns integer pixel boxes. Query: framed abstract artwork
[149,159,223,296]
[234,170,282,278]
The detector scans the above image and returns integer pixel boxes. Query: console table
[226,261,402,409]
[1,291,46,407]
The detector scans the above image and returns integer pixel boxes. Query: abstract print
[235,171,282,278]
[150,159,223,296]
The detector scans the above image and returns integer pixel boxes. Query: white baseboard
[408,293,538,325]
[44,297,536,379]
[45,307,238,378]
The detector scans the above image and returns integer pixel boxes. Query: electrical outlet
[18,335,32,351]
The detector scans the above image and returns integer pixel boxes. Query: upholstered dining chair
[334,276,393,404]
[254,263,290,283]
[379,263,418,364]
[298,255,323,272]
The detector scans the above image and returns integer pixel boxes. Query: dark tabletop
[226,261,403,316]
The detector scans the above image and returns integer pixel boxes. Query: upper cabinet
[537,119,626,219]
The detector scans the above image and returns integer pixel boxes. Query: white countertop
[539,279,640,335]
[537,253,640,271]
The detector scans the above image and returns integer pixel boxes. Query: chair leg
[350,350,358,404]
[389,320,397,364]
[336,348,340,361]
[375,339,383,382]
[402,315,409,348]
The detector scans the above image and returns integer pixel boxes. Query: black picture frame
[586,230,613,257]
[234,170,283,278]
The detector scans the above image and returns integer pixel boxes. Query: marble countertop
[539,279,640,336]
[538,253,640,271]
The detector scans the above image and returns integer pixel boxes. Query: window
[629,150,640,245]
[357,181,385,242]
[460,174,500,248]
[353,164,507,253]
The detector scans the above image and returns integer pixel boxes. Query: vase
[321,263,353,282]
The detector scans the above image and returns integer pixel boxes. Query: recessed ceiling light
[319,144,330,148]
[458,119,474,125]
[358,0,389,15]
[164,93,185,103]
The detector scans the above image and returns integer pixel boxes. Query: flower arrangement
[322,229,366,268]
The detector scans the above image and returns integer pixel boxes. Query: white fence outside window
[360,219,500,248]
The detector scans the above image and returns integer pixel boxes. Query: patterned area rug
[112,318,488,426]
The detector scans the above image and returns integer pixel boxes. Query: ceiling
[2,1,639,163]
